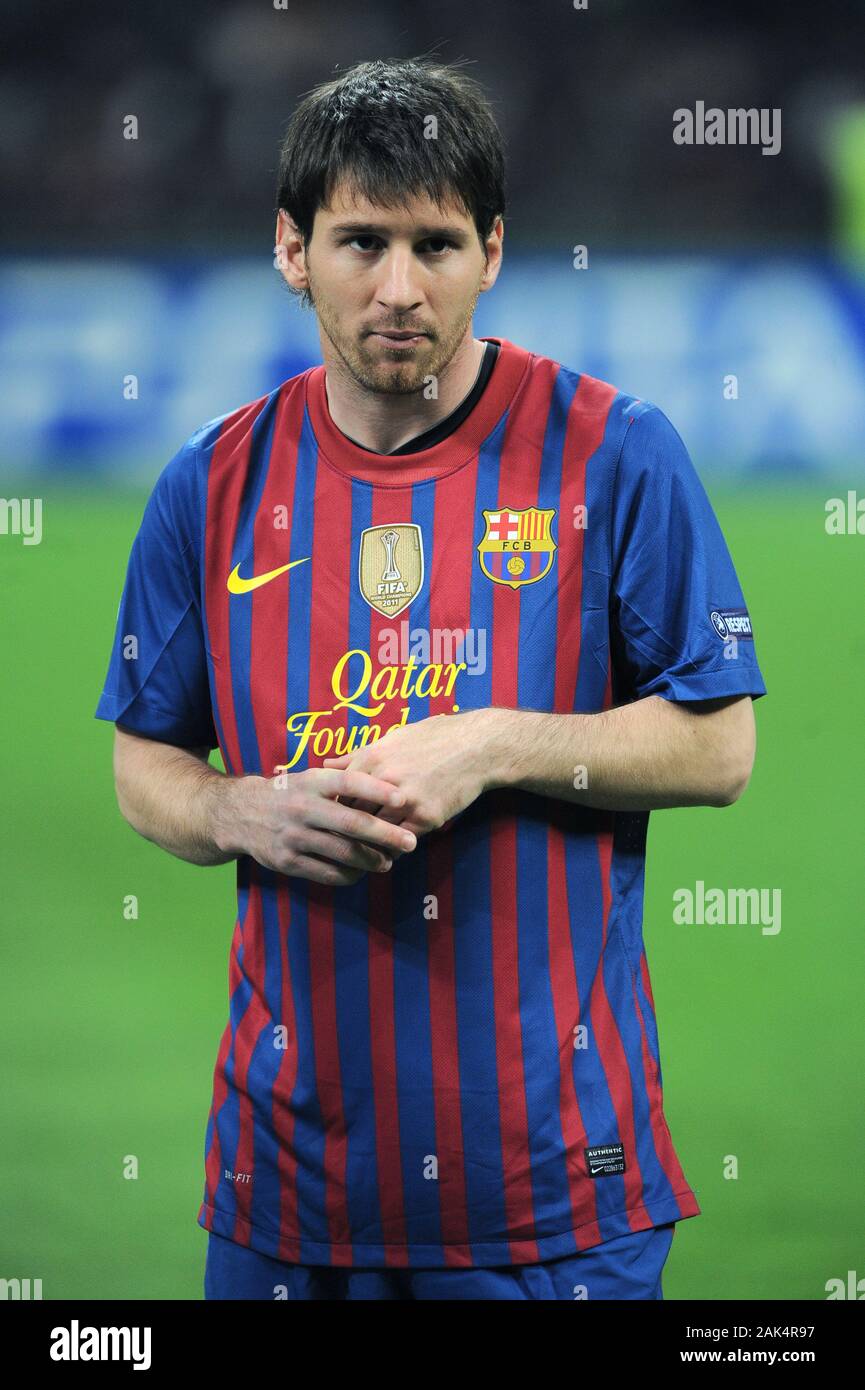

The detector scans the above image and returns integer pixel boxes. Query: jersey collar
[304,337,530,486]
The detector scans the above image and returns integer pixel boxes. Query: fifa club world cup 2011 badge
[477,507,557,589]
[358,522,424,618]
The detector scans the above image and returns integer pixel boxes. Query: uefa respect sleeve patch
[709,608,754,640]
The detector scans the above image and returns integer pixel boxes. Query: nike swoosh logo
[226,556,310,595]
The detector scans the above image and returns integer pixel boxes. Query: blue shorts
[204,1222,676,1300]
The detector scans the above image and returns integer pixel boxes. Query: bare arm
[111,725,417,885]
[482,694,757,810]
[321,694,757,835]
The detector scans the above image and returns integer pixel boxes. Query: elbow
[113,770,139,831]
[115,785,133,828]
[707,746,755,807]
[681,694,757,808]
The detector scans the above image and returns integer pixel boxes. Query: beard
[306,272,482,397]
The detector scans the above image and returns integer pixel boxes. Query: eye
[342,235,458,255]
[345,235,382,253]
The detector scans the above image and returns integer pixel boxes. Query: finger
[335,800,412,840]
[338,769,408,810]
[336,795,372,814]
[364,801,404,824]
[338,795,401,824]
[307,799,417,856]
[386,816,425,838]
[288,852,369,887]
[335,767,408,811]
[311,766,405,810]
[299,827,394,873]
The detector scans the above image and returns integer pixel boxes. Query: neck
[320,333,486,454]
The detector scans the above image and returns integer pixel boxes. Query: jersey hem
[94,691,218,748]
[641,669,767,701]
[197,1189,701,1269]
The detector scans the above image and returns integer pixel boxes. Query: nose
[376,244,423,317]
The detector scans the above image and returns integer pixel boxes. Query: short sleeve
[94,436,219,749]
[609,405,767,703]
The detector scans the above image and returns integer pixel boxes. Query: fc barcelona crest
[358,522,424,618]
[477,507,557,589]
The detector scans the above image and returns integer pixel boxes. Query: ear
[274,208,309,290]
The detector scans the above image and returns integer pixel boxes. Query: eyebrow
[329,222,470,241]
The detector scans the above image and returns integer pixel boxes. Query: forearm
[112,728,416,881]
[113,728,250,866]
[479,695,753,811]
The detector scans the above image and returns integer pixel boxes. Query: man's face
[277,182,503,395]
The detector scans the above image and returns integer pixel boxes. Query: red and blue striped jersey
[95,336,766,1267]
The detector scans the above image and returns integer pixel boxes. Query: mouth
[369,331,429,348]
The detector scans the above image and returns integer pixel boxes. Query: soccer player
[96,56,766,1301]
